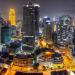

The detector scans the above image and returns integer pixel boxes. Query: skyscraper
[0,17,3,44]
[42,16,52,42]
[9,8,16,26]
[9,8,17,37]
[57,15,72,46]
[52,17,59,44]
[0,17,11,44]
[1,25,11,44]
[23,1,40,36]
[22,1,40,51]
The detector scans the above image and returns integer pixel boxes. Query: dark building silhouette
[52,32,57,44]
[22,1,40,36]
[72,29,75,45]
[15,72,43,75]
[72,28,75,56]
[22,1,40,51]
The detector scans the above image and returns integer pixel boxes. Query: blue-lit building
[1,26,11,44]
[42,16,52,41]
[0,17,12,44]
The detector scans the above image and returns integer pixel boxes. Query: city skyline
[0,0,75,20]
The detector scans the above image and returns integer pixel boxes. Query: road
[4,56,75,75]
[3,46,75,75]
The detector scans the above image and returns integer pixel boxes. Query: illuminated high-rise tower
[9,8,16,26]
[42,16,52,41]
[22,0,40,51]
[57,15,72,46]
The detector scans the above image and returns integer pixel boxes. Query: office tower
[22,1,40,51]
[1,19,11,44]
[0,17,4,44]
[9,8,17,37]
[52,17,59,44]
[39,18,43,34]
[9,8,16,26]
[16,20,22,36]
[52,32,57,44]
[57,15,72,46]
[42,16,52,42]
[23,1,40,36]
[0,17,11,44]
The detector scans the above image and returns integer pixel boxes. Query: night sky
[0,0,75,20]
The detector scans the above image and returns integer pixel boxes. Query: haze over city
[0,0,75,19]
